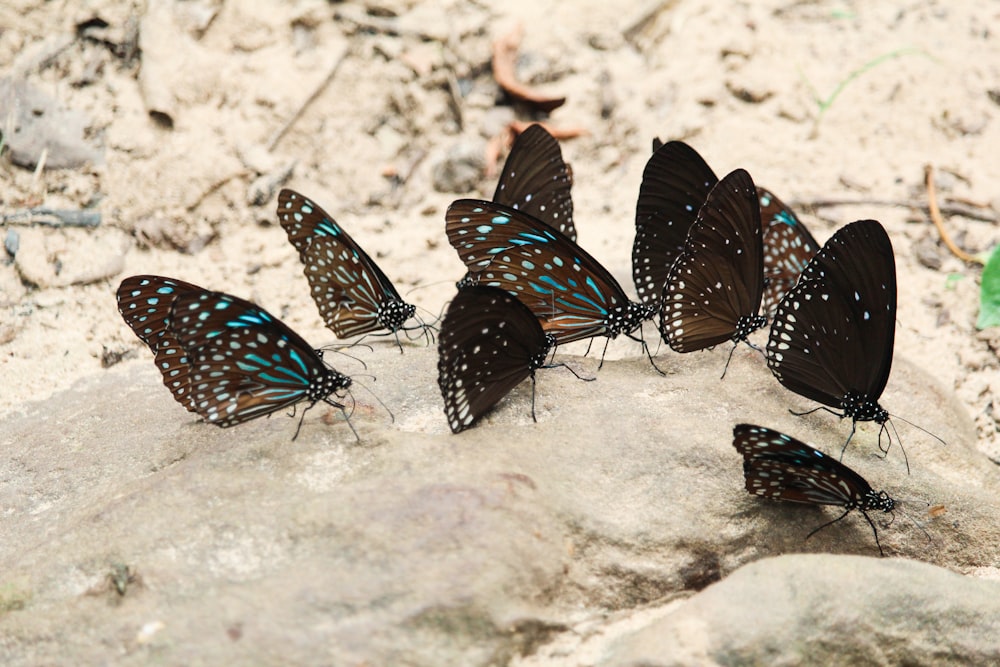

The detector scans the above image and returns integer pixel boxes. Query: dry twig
[924,164,983,265]
[492,24,566,113]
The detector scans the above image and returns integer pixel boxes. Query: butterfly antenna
[892,500,934,545]
[889,412,947,447]
[321,345,371,371]
[881,418,911,475]
[351,377,395,424]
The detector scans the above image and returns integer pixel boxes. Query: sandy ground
[2,0,999,459]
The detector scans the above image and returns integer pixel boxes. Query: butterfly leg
[858,509,886,557]
[839,421,858,461]
[804,508,862,549]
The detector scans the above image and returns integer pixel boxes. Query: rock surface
[1,341,996,665]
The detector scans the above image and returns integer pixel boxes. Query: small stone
[14,227,131,288]
[430,140,485,194]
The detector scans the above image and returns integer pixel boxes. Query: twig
[924,164,983,265]
[622,0,677,44]
[492,24,566,113]
[267,45,350,151]
[786,197,997,223]
[1,207,101,227]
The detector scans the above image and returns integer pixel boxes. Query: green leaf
[976,245,1000,329]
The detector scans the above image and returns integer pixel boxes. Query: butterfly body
[733,423,894,554]
[766,220,895,435]
[447,200,648,345]
[278,189,423,341]
[437,285,556,432]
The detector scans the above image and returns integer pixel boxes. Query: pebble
[14,227,131,288]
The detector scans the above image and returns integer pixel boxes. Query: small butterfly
[117,275,355,439]
[277,189,431,348]
[438,285,556,432]
[766,220,917,459]
[733,423,896,556]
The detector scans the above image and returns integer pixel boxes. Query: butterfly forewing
[277,189,415,337]
[494,124,575,241]
[117,275,204,412]
[658,169,765,352]
[446,199,640,344]
[767,220,896,413]
[758,187,820,316]
[438,285,553,432]
[633,140,718,304]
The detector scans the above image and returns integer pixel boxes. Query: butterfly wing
[658,168,765,352]
[758,187,819,316]
[633,140,719,304]
[117,275,204,413]
[167,290,334,426]
[437,286,552,433]
[277,189,411,337]
[446,199,634,344]
[494,124,575,241]
[733,424,874,507]
[767,219,896,409]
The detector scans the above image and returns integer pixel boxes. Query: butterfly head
[309,368,352,405]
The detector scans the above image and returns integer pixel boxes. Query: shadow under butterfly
[438,285,586,433]
[637,139,819,317]
[445,199,660,370]
[657,168,768,375]
[277,189,434,351]
[457,123,575,289]
[732,424,896,556]
[117,275,359,440]
[765,219,943,468]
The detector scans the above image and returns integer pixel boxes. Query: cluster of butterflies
[117,125,923,555]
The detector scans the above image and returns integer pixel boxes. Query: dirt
[1,3,998,458]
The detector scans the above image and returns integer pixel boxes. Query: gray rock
[604,554,1000,666]
[0,341,994,665]
[0,78,104,170]
[14,227,131,288]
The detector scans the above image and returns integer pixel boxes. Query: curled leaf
[492,24,566,113]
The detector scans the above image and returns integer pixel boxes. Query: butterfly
[766,219,902,456]
[446,199,654,346]
[732,423,896,555]
[657,168,768,356]
[437,285,556,433]
[117,275,355,439]
[636,139,818,316]
[457,124,575,289]
[277,189,430,347]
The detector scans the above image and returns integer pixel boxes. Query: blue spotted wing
[446,199,650,345]
[758,188,820,316]
[166,288,352,428]
[277,189,418,338]
[438,285,555,432]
